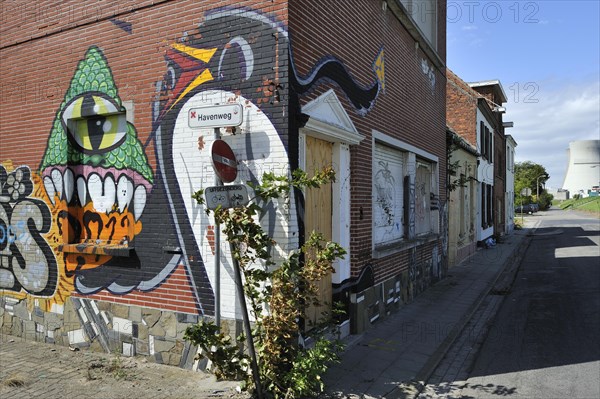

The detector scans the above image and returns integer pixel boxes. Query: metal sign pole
[214,127,221,329]
[230,244,264,399]
[209,125,261,397]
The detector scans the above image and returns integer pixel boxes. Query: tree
[185,168,345,398]
[514,161,550,209]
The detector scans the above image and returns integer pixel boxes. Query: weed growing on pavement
[106,353,134,381]
[185,168,346,398]
[514,218,523,230]
[2,373,29,387]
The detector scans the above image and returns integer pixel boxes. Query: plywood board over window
[415,161,432,236]
[304,136,333,330]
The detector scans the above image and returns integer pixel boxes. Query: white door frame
[300,89,364,284]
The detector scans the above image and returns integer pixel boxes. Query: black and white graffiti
[0,165,58,296]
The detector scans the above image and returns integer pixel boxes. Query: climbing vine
[447,134,477,192]
[185,167,345,398]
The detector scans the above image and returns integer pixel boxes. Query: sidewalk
[322,222,536,398]
[0,222,537,399]
[0,332,244,399]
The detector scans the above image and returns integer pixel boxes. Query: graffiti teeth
[51,169,63,201]
[133,185,146,221]
[45,168,148,217]
[116,175,134,212]
[43,176,56,205]
[77,176,87,205]
[64,168,74,204]
[42,168,76,205]
[88,173,116,214]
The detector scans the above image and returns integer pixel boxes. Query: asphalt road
[459,208,600,398]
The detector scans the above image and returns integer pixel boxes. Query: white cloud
[469,38,484,47]
[509,78,600,189]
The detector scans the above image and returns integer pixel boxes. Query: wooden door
[304,136,333,330]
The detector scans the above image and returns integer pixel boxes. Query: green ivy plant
[446,140,477,192]
[185,167,346,398]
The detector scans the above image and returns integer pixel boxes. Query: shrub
[185,168,345,398]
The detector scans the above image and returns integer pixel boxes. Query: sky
[446,0,600,189]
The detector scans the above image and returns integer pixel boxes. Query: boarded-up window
[415,161,432,236]
[373,143,404,246]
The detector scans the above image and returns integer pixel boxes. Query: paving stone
[0,333,245,399]
[323,230,530,398]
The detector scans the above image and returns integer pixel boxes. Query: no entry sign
[211,139,237,183]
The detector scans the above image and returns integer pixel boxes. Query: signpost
[519,187,532,223]
[199,124,263,399]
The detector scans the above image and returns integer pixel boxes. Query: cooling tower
[562,140,600,197]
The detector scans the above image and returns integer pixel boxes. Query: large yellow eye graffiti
[61,93,127,153]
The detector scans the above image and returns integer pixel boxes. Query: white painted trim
[372,130,439,163]
[304,118,365,145]
[331,143,351,283]
[302,89,364,145]
[298,134,306,171]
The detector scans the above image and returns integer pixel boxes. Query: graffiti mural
[143,7,385,318]
[290,46,384,117]
[0,165,58,296]
[3,7,386,319]
[33,46,154,307]
[145,8,295,318]
[374,161,396,227]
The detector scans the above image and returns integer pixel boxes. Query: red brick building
[1,0,446,365]
[446,69,509,244]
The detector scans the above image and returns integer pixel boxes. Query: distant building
[505,135,517,233]
[562,140,600,197]
[468,80,511,239]
[548,188,570,201]
[446,70,510,243]
[447,127,478,267]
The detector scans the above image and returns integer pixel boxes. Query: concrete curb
[388,231,533,399]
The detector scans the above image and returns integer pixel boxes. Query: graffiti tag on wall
[0,165,57,296]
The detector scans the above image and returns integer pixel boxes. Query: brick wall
[1,0,291,361]
[446,69,478,149]
[290,0,447,332]
[1,0,450,346]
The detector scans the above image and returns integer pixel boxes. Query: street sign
[520,188,532,196]
[204,185,249,210]
[211,139,237,183]
[188,104,243,128]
